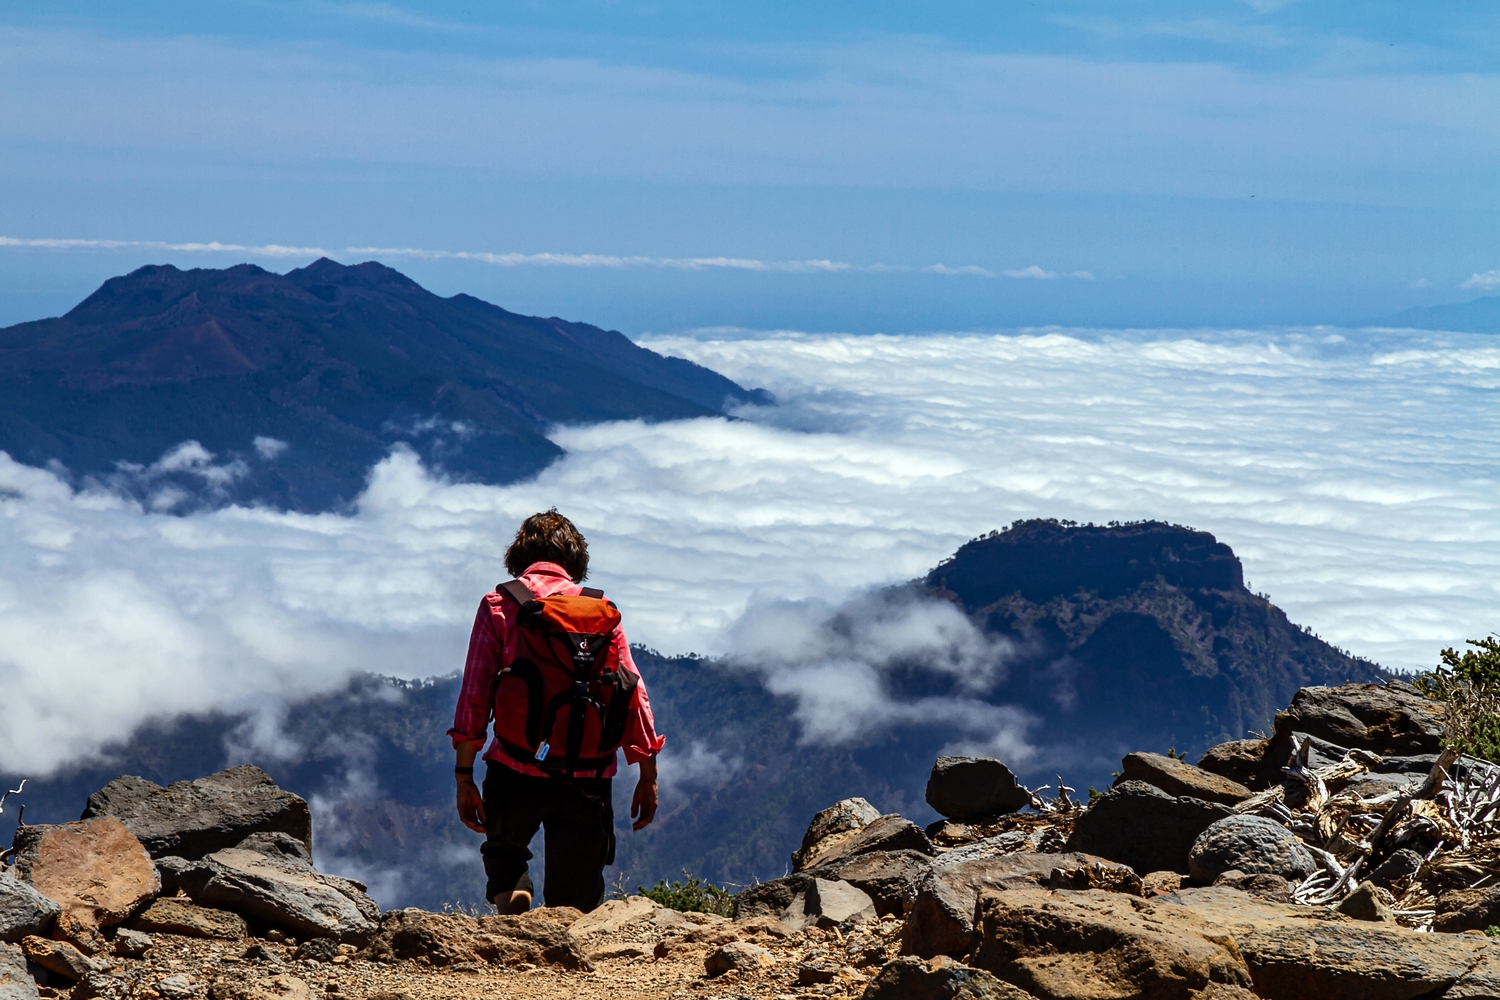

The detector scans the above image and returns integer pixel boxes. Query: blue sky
[2,1,1498,332]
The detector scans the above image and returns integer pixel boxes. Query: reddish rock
[12,817,158,949]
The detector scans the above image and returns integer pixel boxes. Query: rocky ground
[20,900,902,1000]
[11,680,1500,999]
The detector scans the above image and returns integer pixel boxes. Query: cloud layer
[0,234,1078,283]
[1,325,1496,774]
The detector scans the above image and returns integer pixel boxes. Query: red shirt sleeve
[448,596,506,747]
[615,639,667,764]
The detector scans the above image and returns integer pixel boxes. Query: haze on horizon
[2,1,1498,334]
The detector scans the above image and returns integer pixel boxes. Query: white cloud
[0,236,329,258]
[1461,269,1500,291]
[1,325,1497,775]
[253,436,289,460]
[724,588,1034,761]
[1,233,1012,280]
[1003,266,1058,280]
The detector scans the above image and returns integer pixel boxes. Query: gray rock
[1213,870,1293,904]
[0,871,59,943]
[1065,780,1232,876]
[294,938,339,963]
[1336,881,1396,923]
[1188,815,1317,884]
[1368,848,1424,889]
[1269,683,1444,764]
[798,798,881,856]
[81,767,312,861]
[925,758,1030,821]
[903,852,1135,958]
[802,815,934,870]
[1116,752,1251,805]
[233,834,310,865]
[862,955,1035,999]
[0,941,37,1000]
[806,879,875,928]
[733,877,803,920]
[110,929,152,959]
[158,848,377,944]
[155,974,195,1000]
[819,850,933,917]
[70,973,128,1000]
[742,849,933,921]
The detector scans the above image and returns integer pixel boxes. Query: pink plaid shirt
[448,561,666,779]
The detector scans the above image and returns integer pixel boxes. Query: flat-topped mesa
[927,519,1243,609]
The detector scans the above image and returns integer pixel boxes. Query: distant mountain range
[1377,293,1500,334]
[0,259,765,510]
[2,520,1384,910]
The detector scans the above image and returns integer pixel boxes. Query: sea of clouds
[1,325,1496,776]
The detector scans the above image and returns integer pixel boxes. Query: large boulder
[11,817,158,953]
[1269,682,1444,763]
[0,941,37,1000]
[792,798,881,870]
[0,871,59,943]
[159,847,377,944]
[1064,780,1232,876]
[863,955,1037,999]
[970,889,1258,1000]
[903,852,1136,959]
[1188,815,1317,885]
[926,758,1031,821]
[797,815,934,871]
[1168,885,1500,999]
[971,885,1500,1000]
[82,767,312,861]
[362,908,589,969]
[1116,752,1251,805]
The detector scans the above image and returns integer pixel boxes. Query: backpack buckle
[573,680,590,697]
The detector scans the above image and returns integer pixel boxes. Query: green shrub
[637,871,736,917]
[1415,636,1500,763]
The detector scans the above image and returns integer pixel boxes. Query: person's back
[448,509,663,913]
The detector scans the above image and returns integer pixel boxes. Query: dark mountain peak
[929,518,1242,608]
[0,260,765,511]
[285,257,422,295]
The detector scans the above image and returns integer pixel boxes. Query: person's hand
[456,776,487,833]
[631,757,659,831]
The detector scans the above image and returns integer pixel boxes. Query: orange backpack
[492,579,638,778]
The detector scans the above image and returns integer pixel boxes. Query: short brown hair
[504,509,589,581]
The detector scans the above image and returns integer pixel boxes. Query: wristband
[454,766,474,775]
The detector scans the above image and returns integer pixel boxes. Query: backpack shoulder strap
[580,586,604,599]
[497,579,539,607]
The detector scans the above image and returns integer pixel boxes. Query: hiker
[449,509,665,914]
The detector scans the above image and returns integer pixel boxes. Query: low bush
[1415,636,1500,763]
[637,871,736,916]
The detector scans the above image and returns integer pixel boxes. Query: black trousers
[479,762,615,912]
